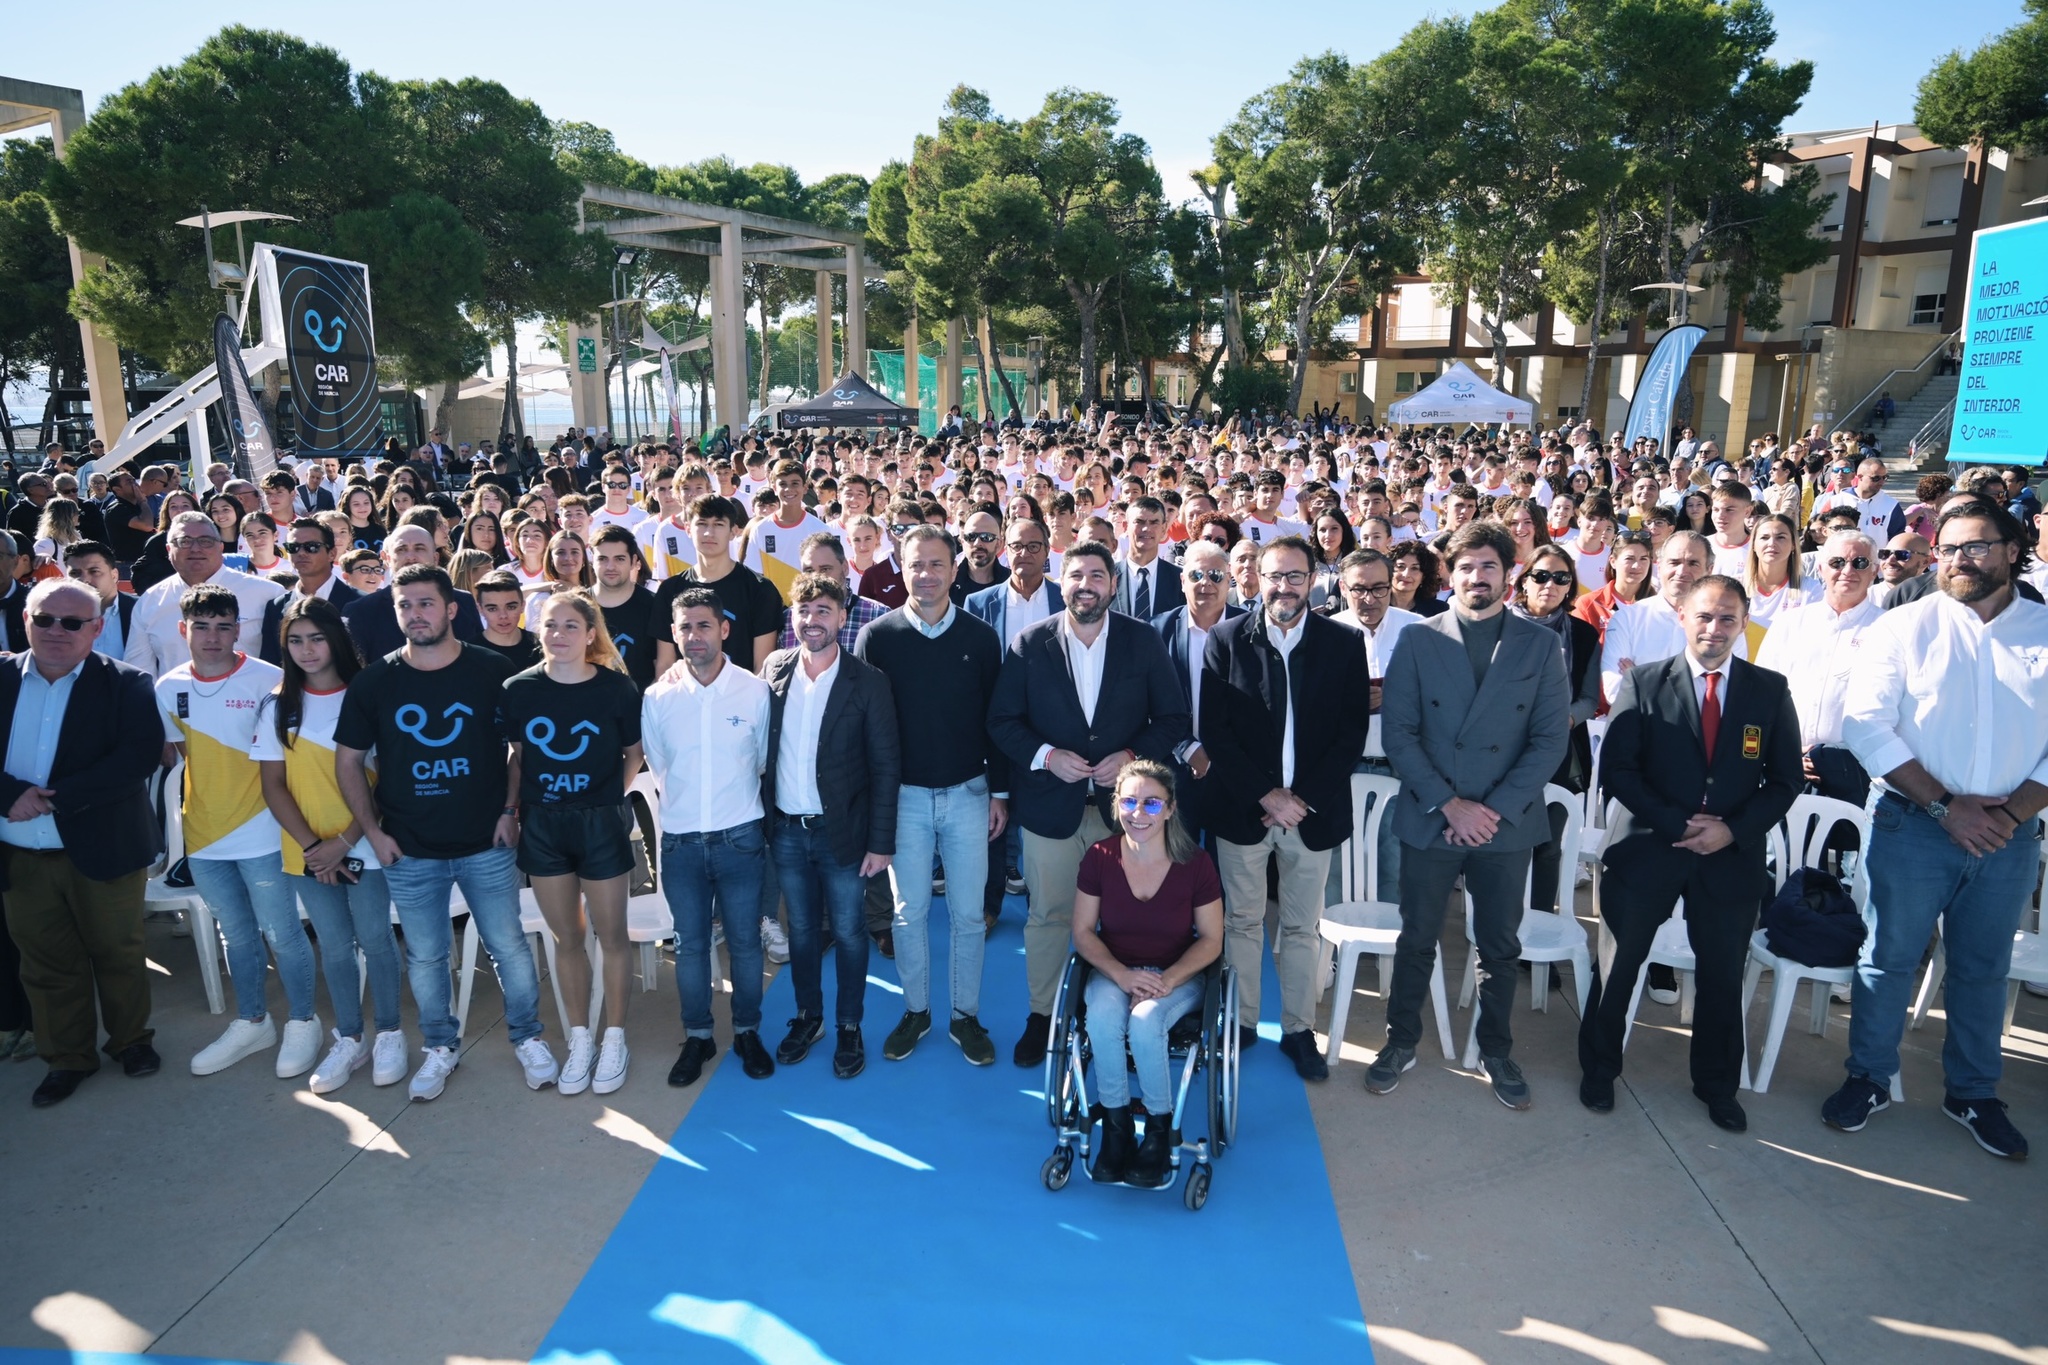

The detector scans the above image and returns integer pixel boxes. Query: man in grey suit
[1372,521,1570,1109]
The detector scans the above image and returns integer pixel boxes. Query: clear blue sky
[3,0,2032,199]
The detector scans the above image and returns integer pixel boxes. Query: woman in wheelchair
[1071,760,1225,1186]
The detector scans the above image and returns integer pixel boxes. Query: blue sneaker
[1821,1075,1891,1132]
[1943,1094,2028,1159]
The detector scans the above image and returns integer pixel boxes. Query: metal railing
[1829,330,1958,436]
[1905,398,1955,462]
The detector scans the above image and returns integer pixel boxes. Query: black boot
[1093,1106,1136,1183]
[1129,1119,1175,1187]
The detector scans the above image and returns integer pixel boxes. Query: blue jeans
[1847,796,2042,1098]
[1083,971,1202,1112]
[662,822,766,1037]
[888,779,989,1018]
[774,816,869,1027]
[189,853,316,1024]
[293,868,401,1039]
[383,846,542,1050]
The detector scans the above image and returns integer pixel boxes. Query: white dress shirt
[1752,596,1882,747]
[1844,591,2048,799]
[1032,615,1112,772]
[1600,594,1748,705]
[125,564,287,678]
[1268,612,1304,788]
[1334,605,1422,757]
[1002,577,1053,648]
[773,653,839,816]
[641,657,772,834]
[1684,649,1731,712]
[1185,617,1215,743]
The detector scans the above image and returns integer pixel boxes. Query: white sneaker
[1830,982,1852,1004]
[2024,980,2048,999]
[516,1037,560,1090]
[308,1031,365,1093]
[191,1016,276,1076]
[712,919,725,949]
[277,1018,323,1078]
[558,1026,595,1095]
[371,1030,408,1086]
[410,1045,458,1101]
[592,1028,629,1094]
[761,916,791,964]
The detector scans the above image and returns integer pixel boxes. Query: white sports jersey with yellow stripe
[250,688,378,876]
[637,516,697,582]
[741,511,831,596]
[156,654,284,861]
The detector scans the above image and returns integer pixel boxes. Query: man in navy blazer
[988,542,1190,1067]
[0,580,166,1106]
[341,526,481,662]
[1112,496,1185,620]
[258,518,360,665]
[1148,538,1240,843]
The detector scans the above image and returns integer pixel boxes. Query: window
[1556,405,1583,420]
[1395,372,1417,393]
[1910,292,1947,325]
[1339,372,1358,394]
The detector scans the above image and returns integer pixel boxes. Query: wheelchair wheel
[1216,969,1241,1149]
[1183,1163,1211,1211]
[1042,1147,1074,1192]
[1045,957,1085,1129]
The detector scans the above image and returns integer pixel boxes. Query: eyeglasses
[962,531,998,545]
[1259,570,1311,588]
[284,541,327,555]
[1823,556,1873,571]
[1006,540,1047,555]
[168,536,221,549]
[1873,549,1918,562]
[1344,581,1392,599]
[1117,796,1167,816]
[890,524,918,538]
[1524,570,1574,587]
[30,612,97,632]
[1934,539,2007,561]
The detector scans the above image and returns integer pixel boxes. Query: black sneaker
[667,1036,717,1088]
[775,1015,824,1065]
[950,1014,996,1066]
[1237,1024,1260,1052]
[832,1027,865,1080]
[1278,1029,1329,1081]
[1480,1053,1531,1110]
[1013,1013,1051,1068]
[732,1030,775,1079]
[1365,1044,1415,1095]
[1821,1075,1891,1132]
[1944,1094,2028,1159]
[883,1009,931,1061]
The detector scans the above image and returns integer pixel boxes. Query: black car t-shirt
[335,644,514,859]
[500,665,644,808]
[651,564,784,671]
[596,588,660,690]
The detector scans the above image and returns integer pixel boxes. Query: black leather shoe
[733,1029,775,1079]
[1580,1074,1615,1113]
[31,1069,89,1107]
[1699,1090,1747,1132]
[873,928,895,960]
[1012,1013,1051,1068]
[116,1043,161,1078]
[1278,1030,1329,1082]
[666,1036,717,1087]
[1237,1025,1260,1052]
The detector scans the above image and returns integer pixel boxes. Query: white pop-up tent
[1387,360,1533,425]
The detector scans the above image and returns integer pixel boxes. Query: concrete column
[567,318,607,432]
[714,222,747,433]
[814,271,834,386]
[1605,352,1645,432]
[1525,354,1564,427]
[944,318,964,417]
[902,312,920,411]
[843,245,866,378]
[184,408,209,482]
[1701,351,1756,456]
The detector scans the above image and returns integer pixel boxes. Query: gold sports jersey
[250,688,379,876]
[156,654,284,862]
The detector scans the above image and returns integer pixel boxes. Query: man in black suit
[0,580,166,1107]
[1150,539,1240,844]
[1114,496,1185,620]
[258,519,361,666]
[1582,574,1802,1131]
[60,542,138,661]
[1201,536,1371,1078]
[342,525,482,661]
[989,541,1191,1067]
[762,573,900,1079]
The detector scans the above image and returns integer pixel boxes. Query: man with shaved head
[1871,532,1930,607]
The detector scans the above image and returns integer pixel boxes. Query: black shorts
[518,802,634,880]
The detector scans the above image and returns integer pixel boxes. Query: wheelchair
[1039,953,1240,1211]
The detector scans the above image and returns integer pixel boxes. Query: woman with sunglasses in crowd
[1512,546,1601,914]
[1070,759,1224,1189]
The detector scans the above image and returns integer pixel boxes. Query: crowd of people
[0,408,2040,1168]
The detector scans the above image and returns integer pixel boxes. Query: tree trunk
[500,320,525,447]
[1200,179,1247,372]
[967,320,996,425]
[988,310,1023,418]
[1185,340,1223,416]
[1071,284,1102,406]
[1580,198,1616,421]
[757,295,774,416]
[0,390,14,454]
[1287,286,1317,417]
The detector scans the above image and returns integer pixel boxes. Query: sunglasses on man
[30,611,98,632]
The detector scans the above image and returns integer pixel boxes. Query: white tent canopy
[1387,360,1533,426]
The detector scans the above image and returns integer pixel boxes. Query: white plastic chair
[1318,773,1454,1066]
[146,760,221,1013]
[1457,783,1588,1070]
[1740,796,1897,1095]
[1909,836,2048,1038]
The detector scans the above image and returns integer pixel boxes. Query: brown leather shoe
[873,928,895,960]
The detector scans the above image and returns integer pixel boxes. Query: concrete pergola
[0,77,128,444]
[576,183,868,437]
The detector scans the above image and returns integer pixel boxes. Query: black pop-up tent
[776,372,919,429]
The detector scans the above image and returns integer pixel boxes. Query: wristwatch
[1923,791,1952,822]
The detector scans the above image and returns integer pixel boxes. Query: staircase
[1869,373,1958,470]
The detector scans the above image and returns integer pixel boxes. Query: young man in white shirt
[1240,470,1308,546]
[589,466,652,536]
[742,459,831,597]
[1706,481,1754,578]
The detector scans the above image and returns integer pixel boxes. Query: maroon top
[1077,837,1220,970]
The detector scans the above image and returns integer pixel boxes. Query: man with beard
[1200,537,1370,1076]
[1828,502,2048,1160]
[1371,522,1569,1109]
[990,541,1189,1068]
[1869,532,1930,606]
[948,505,1009,606]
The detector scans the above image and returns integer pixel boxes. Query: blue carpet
[535,898,1371,1365]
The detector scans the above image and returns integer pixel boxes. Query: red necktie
[1701,670,1722,762]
